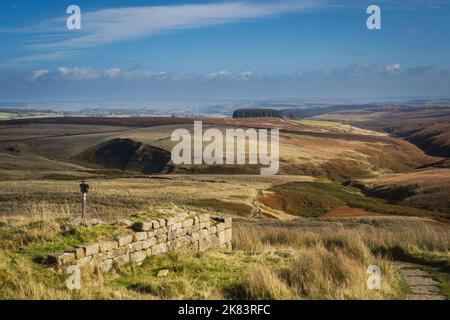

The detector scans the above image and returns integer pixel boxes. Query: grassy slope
[1,214,448,300]
[258,181,448,219]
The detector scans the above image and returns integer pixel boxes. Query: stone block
[209,226,217,234]
[224,217,232,228]
[77,255,93,268]
[169,222,182,232]
[157,234,168,243]
[142,237,157,249]
[158,218,166,227]
[99,241,118,252]
[132,221,153,231]
[225,228,232,243]
[131,241,144,252]
[151,220,160,229]
[199,221,211,229]
[130,251,146,264]
[182,218,194,228]
[99,259,113,272]
[210,234,220,248]
[111,246,126,258]
[81,243,100,256]
[199,229,209,239]
[133,232,148,241]
[47,253,75,266]
[199,237,211,252]
[67,247,85,259]
[216,223,226,233]
[116,234,133,246]
[166,217,178,226]
[113,254,130,266]
[199,214,210,222]
[217,230,227,244]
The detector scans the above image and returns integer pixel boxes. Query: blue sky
[0,0,450,101]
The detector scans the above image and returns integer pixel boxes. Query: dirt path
[396,262,447,300]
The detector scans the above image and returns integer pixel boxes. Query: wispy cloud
[2,1,325,63]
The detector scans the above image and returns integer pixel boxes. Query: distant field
[0,112,16,120]
[313,105,450,158]
[0,114,448,300]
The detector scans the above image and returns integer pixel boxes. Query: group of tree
[232,108,283,119]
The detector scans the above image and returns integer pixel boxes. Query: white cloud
[16,1,323,53]
[386,63,402,73]
[207,70,231,79]
[104,68,121,78]
[29,69,49,81]
[58,67,99,80]
[239,70,253,80]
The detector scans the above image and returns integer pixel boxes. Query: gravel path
[396,262,447,300]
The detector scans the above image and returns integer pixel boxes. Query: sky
[0,0,450,102]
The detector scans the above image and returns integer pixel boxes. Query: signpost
[79,180,90,219]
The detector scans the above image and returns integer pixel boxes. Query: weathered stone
[116,234,133,246]
[191,232,200,241]
[99,240,118,252]
[81,243,100,256]
[158,218,166,227]
[113,254,130,265]
[134,232,148,241]
[132,221,153,231]
[111,246,126,257]
[130,241,144,252]
[116,219,133,227]
[199,221,211,229]
[199,237,211,252]
[169,222,182,232]
[190,240,200,250]
[77,255,92,268]
[217,231,227,244]
[151,244,162,255]
[182,218,194,228]
[209,226,217,234]
[167,231,175,241]
[147,230,155,238]
[157,234,168,243]
[152,220,160,229]
[166,217,178,226]
[225,228,232,243]
[99,259,113,272]
[224,217,232,228]
[142,237,157,249]
[130,251,146,264]
[199,229,209,239]
[67,247,85,259]
[199,214,210,222]
[210,234,221,248]
[157,269,169,277]
[47,253,75,266]
[216,223,226,233]
[193,215,200,225]
[80,218,106,227]
[159,242,168,254]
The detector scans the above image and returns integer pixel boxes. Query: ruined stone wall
[47,213,232,272]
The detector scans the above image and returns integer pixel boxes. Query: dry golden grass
[232,220,449,300]
[0,211,448,300]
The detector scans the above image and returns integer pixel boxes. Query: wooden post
[79,181,89,220]
[81,192,87,219]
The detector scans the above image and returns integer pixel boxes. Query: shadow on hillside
[373,246,450,274]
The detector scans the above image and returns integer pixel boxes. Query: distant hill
[233,108,282,118]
